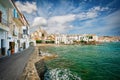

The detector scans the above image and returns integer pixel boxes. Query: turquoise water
[44,42,120,80]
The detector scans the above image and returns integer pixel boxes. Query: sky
[14,0,120,36]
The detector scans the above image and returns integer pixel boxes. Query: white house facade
[55,34,98,44]
[0,0,30,57]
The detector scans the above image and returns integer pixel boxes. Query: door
[23,42,26,49]
[1,39,5,55]
[1,39,3,48]
[9,42,15,54]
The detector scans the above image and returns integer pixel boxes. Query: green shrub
[80,40,87,44]
[45,40,55,44]
[36,40,42,43]
[88,36,93,39]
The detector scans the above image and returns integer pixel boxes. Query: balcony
[0,18,9,31]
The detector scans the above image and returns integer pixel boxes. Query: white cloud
[15,1,37,14]
[105,10,120,26]
[46,6,104,34]
[46,14,75,33]
[32,17,47,27]
[86,11,98,18]
[76,6,109,20]
[90,6,109,12]
[30,5,110,34]
[71,10,120,35]
[77,11,97,20]
[29,17,47,33]
[48,14,76,24]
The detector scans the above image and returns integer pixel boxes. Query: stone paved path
[0,46,35,80]
[19,46,41,80]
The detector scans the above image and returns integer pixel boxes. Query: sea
[41,42,120,80]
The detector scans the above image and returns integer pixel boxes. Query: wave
[44,68,81,80]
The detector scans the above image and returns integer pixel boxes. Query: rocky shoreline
[35,51,58,80]
[35,59,47,80]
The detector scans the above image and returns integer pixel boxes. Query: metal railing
[0,18,9,27]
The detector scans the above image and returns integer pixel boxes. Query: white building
[55,34,98,44]
[0,0,30,57]
[55,34,67,44]
[0,0,14,57]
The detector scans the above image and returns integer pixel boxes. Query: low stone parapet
[19,47,42,80]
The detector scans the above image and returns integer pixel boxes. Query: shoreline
[36,41,120,47]
[36,42,100,47]
[35,47,58,80]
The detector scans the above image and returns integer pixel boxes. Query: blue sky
[15,0,120,36]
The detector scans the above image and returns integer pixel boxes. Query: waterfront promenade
[0,46,35,80]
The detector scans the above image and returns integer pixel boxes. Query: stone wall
[19,47,42,80]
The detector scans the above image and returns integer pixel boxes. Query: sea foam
[44,68,81,80]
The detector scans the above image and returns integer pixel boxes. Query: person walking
[39,48,42,56]
[7,48,11,56]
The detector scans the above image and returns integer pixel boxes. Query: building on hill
[30,28,47,41]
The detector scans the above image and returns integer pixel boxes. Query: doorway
[23,42,26,49]
[1,39,5,55]
[9,42,15,54]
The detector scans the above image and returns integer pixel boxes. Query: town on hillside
[0,0,120,58]
[31,29,120,45]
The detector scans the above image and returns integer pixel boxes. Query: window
[13,9,19,18]
[23,29,27,34]
[42,33,44,37]
[0,11,2,22]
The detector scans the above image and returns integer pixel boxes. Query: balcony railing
[0,18,9,27]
